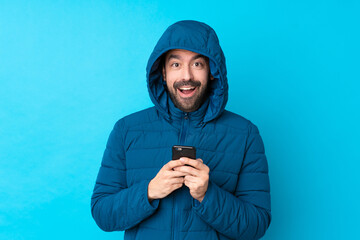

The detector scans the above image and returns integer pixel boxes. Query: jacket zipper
[172,196,175,240]
[173,113,189,240]
[173,197,179,240]
[180,113,189,144]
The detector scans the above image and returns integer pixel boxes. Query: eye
[171,62,180,68]
[193,62,203,68]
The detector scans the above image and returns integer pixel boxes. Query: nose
[182,65,193,81]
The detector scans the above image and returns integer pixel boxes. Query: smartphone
[172,145,196,160]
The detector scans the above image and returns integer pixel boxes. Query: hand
[148,160,187,202]
[173,157,210,202]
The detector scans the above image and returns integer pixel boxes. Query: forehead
[165,49,207,61]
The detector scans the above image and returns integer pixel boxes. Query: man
[91,20,271,239]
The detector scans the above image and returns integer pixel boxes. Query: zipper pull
[184,113,189,120]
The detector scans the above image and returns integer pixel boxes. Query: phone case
[172,145,196,160]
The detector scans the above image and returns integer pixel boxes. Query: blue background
[1,0,359,239]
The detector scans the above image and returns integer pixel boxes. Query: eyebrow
[167,54,206,62]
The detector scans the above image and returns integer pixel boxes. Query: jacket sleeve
[91,120,160,232]
[192,122,271,239]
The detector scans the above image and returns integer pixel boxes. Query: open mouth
[177,86,197,97]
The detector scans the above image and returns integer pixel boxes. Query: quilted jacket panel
[91,20,271,240]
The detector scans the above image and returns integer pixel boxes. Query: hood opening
[146,20,228,123]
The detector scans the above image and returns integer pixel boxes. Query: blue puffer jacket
[91,20,271,240]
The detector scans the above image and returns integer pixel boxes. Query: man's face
[162,49,213,112]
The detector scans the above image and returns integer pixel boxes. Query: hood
[146,20,228,123]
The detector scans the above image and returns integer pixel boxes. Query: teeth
[179,87,195,90]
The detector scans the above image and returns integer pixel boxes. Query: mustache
[173,80,201,89]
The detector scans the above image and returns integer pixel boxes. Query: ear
[162,66,166,81]
[210,74,214,81]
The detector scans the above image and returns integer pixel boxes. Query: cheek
[165,72,178,86]
[196,72,210,85]
[165,79,176,91]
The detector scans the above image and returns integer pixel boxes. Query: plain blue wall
[1,1,359,239]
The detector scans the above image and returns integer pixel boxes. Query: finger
[175,165,200,176]
[179,157,195,161]
[184,180,195,189]
[168,177,185,185]
[179,157,202,163]
[168,170,188,178]
[184,175,198,183]
[163,159,185,170]
[180,157,203,169]
[172,166,192,173]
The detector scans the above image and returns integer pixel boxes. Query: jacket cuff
[141,180,160,212]
[192,180,215,212]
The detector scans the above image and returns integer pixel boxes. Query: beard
[167,79,209,112]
